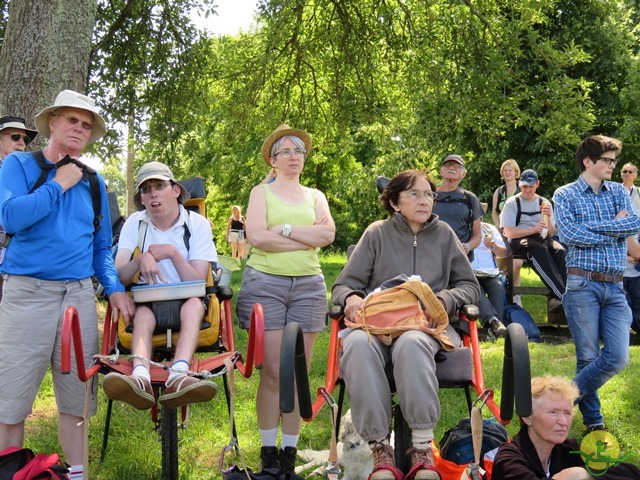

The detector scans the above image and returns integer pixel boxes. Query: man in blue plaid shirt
[554,135,640,433]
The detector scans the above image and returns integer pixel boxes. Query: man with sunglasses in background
[0,115,37,164]
[0,116,38,301]
[554,135,640,434]
[0,90,135,480]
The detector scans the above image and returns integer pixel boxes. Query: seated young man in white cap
[103,161,218,410]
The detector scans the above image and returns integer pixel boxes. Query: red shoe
[405,446,440,480]
[368,442,403,480]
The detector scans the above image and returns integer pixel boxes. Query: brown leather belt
[568,267,623,283]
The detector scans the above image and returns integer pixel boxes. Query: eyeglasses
[274,148,306,159]
[55,114,94,131]
[139,181,172,194]
[622,170,636,174]
[8,133,32,144]
[402,190,437,201]
[593,156,617,166]
[442,162,464,170]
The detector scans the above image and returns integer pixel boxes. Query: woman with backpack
[332,169,480,480]
[492,158,524,306]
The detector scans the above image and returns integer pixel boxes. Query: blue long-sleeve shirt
[553,175,640,275]
[0,151,124,297]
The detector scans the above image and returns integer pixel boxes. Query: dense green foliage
[108,0,640,250]
[3,0,640,249]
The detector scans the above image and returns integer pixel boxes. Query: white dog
[338,409,374,480]
[296,409,373,479]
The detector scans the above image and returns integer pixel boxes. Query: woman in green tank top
[236,125,336,474]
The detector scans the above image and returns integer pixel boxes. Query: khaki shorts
[0,275,98,424]
[228,230,245,243]
[236,267,328,332]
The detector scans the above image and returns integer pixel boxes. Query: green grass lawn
[22,254,640,478]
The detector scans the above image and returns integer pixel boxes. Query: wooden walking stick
[460,406,483,480]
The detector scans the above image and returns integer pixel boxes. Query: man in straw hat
[0,90,135,480]
[103,161,218,411]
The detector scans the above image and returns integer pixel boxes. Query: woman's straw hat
[261,124,312,166]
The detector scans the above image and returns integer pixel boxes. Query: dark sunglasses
[622,170,636,174]
[9,133,32,144]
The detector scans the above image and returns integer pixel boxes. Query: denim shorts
[236,267,327,332]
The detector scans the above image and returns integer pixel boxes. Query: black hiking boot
[260,446,279,471]
[279,446,297,473]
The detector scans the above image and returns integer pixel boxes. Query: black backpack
[496,183,523,214]
[439,417,508,466]
[514,195,544,226]
[435,188,475,224]
[31,151,102,233]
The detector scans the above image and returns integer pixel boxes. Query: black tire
[280,323,298,413]
[501,323,532,421]
[160,405,179,480]
[279,322,312,418]
[392,405,411,473]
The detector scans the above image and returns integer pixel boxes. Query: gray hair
[270,135,306,158]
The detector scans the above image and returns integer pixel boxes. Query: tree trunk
[0,0,97,149]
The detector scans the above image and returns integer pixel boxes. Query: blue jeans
[562,274,632,426]
[623,275,640,334]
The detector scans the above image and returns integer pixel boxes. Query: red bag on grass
[0,447,33,480]
[13,451,70,479]
[0,447,70,480]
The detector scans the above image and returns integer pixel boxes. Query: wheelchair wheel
[501,322,532,421]
[160,405,179,480]
[279,322,312,418]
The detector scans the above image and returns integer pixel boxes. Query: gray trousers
[339,328,450,441]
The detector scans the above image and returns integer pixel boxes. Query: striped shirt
[553,175,640,275]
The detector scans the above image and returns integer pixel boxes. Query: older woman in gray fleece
[332,169,480,480]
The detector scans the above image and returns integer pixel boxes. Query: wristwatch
[281,224,292,238]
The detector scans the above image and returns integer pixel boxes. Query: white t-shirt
[626,185,640,215]
[118,205,217,284]
[472,223,504,276]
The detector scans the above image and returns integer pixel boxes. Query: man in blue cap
[500,169,566,302]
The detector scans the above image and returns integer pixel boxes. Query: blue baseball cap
[519,169,539,186]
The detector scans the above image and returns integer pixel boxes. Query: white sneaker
[513,295,523,307]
